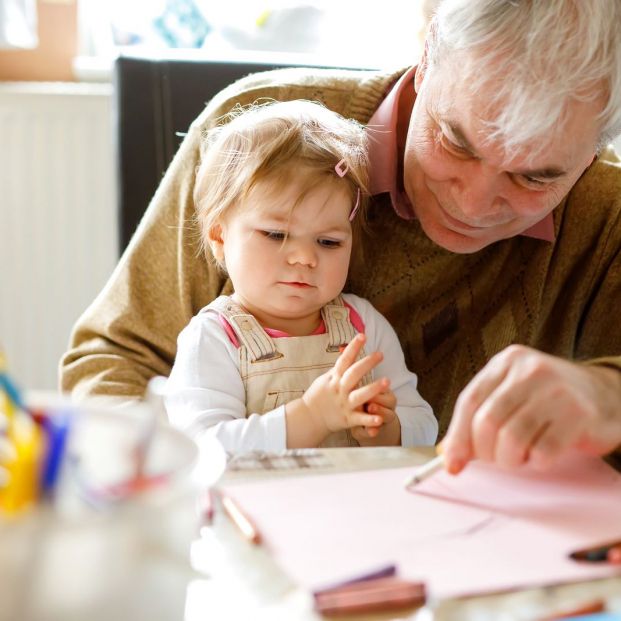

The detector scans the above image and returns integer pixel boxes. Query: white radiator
[0,82,117,390]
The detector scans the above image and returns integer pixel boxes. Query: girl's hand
[302,334,387,435]
[352,389,402,446]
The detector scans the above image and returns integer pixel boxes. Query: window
[76,0,429,79]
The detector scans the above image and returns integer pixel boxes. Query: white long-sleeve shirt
[165,293,437,453]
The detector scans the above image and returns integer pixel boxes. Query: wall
[0,0,116,391]
[0,82,116,390]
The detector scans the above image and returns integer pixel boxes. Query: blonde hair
[194,99,368,258]
[427,0,621,153]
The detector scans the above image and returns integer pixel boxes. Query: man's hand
[442,345,621,474]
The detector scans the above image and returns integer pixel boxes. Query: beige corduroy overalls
[207,294,371,447]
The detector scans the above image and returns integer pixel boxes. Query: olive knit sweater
[61,66,621,439]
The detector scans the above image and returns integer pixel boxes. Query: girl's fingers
[348,412,383,428]
[351,425,380,442]
[348,378,389,409]
[333,335,366,378]
[367,390,397,410]
[340,353,384,392]
[366,403,396,423]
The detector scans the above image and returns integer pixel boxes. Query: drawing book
[221,454,621,600]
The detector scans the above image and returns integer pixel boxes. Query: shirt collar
[366,67,555,242]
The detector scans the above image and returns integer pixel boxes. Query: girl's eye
[318,238,342,249]
[261,230,287,241]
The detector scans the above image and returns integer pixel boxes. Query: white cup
[0,391,212,621]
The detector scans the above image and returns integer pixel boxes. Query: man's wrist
[583,364,621,460]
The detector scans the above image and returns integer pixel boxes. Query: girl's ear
[207,224,225,262]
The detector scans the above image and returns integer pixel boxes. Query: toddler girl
[164,100,437,453]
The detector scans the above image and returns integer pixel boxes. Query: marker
[40,410,73,496]
[219,491,262,545]
[607,545,621,564]
[313,564,397,594]
[539,598,605,620]
[403,453,445,489]
[0,412,44,512]
[0,351,28,414]
[570,539,621,563]
[313,577,426,615]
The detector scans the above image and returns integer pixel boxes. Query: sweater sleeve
[569,152,621,466]
[59,120,222,401]
[576,225,621,466]
[58,75,285,401]
[342,294,438,446]
[572,150,621,372]
[164,311,287,454]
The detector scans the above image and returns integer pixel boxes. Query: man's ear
[415,22,433,93]
[415,47,428,94]
[207,224,225,262]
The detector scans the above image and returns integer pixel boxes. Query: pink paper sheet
[223,454,621,599]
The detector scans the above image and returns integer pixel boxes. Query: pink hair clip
[335,159,360,221]
[335,158,348,177]
[350,189,360,222]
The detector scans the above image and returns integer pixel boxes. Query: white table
[190,447,621,621]
[2,446,620,621]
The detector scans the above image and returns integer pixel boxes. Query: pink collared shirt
[366,66,555,242]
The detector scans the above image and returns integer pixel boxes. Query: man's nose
[449,160,506,219]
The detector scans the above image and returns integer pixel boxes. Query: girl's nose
[286,240,317,267]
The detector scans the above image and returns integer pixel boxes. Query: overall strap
[321,295,358,353]
[209,296,282,363]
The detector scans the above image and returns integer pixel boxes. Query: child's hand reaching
[285,334,389,447]
[352,389,402,446]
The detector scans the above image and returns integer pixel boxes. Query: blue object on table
[41,409,73,495]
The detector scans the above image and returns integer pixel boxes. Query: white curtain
[0,0,38,49]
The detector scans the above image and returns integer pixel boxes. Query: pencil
[220,492,262,545]
[403,454,445,489]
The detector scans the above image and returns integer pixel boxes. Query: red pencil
[219,491,262,545]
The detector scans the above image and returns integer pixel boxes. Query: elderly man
[61,0,621,473]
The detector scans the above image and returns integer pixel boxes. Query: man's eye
[440,134,470,158]
[513,173,553,191]
[520,175,548,189]
[318,238,342,248]
[261,230,287,241]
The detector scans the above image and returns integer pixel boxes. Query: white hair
[427,0,621,152]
